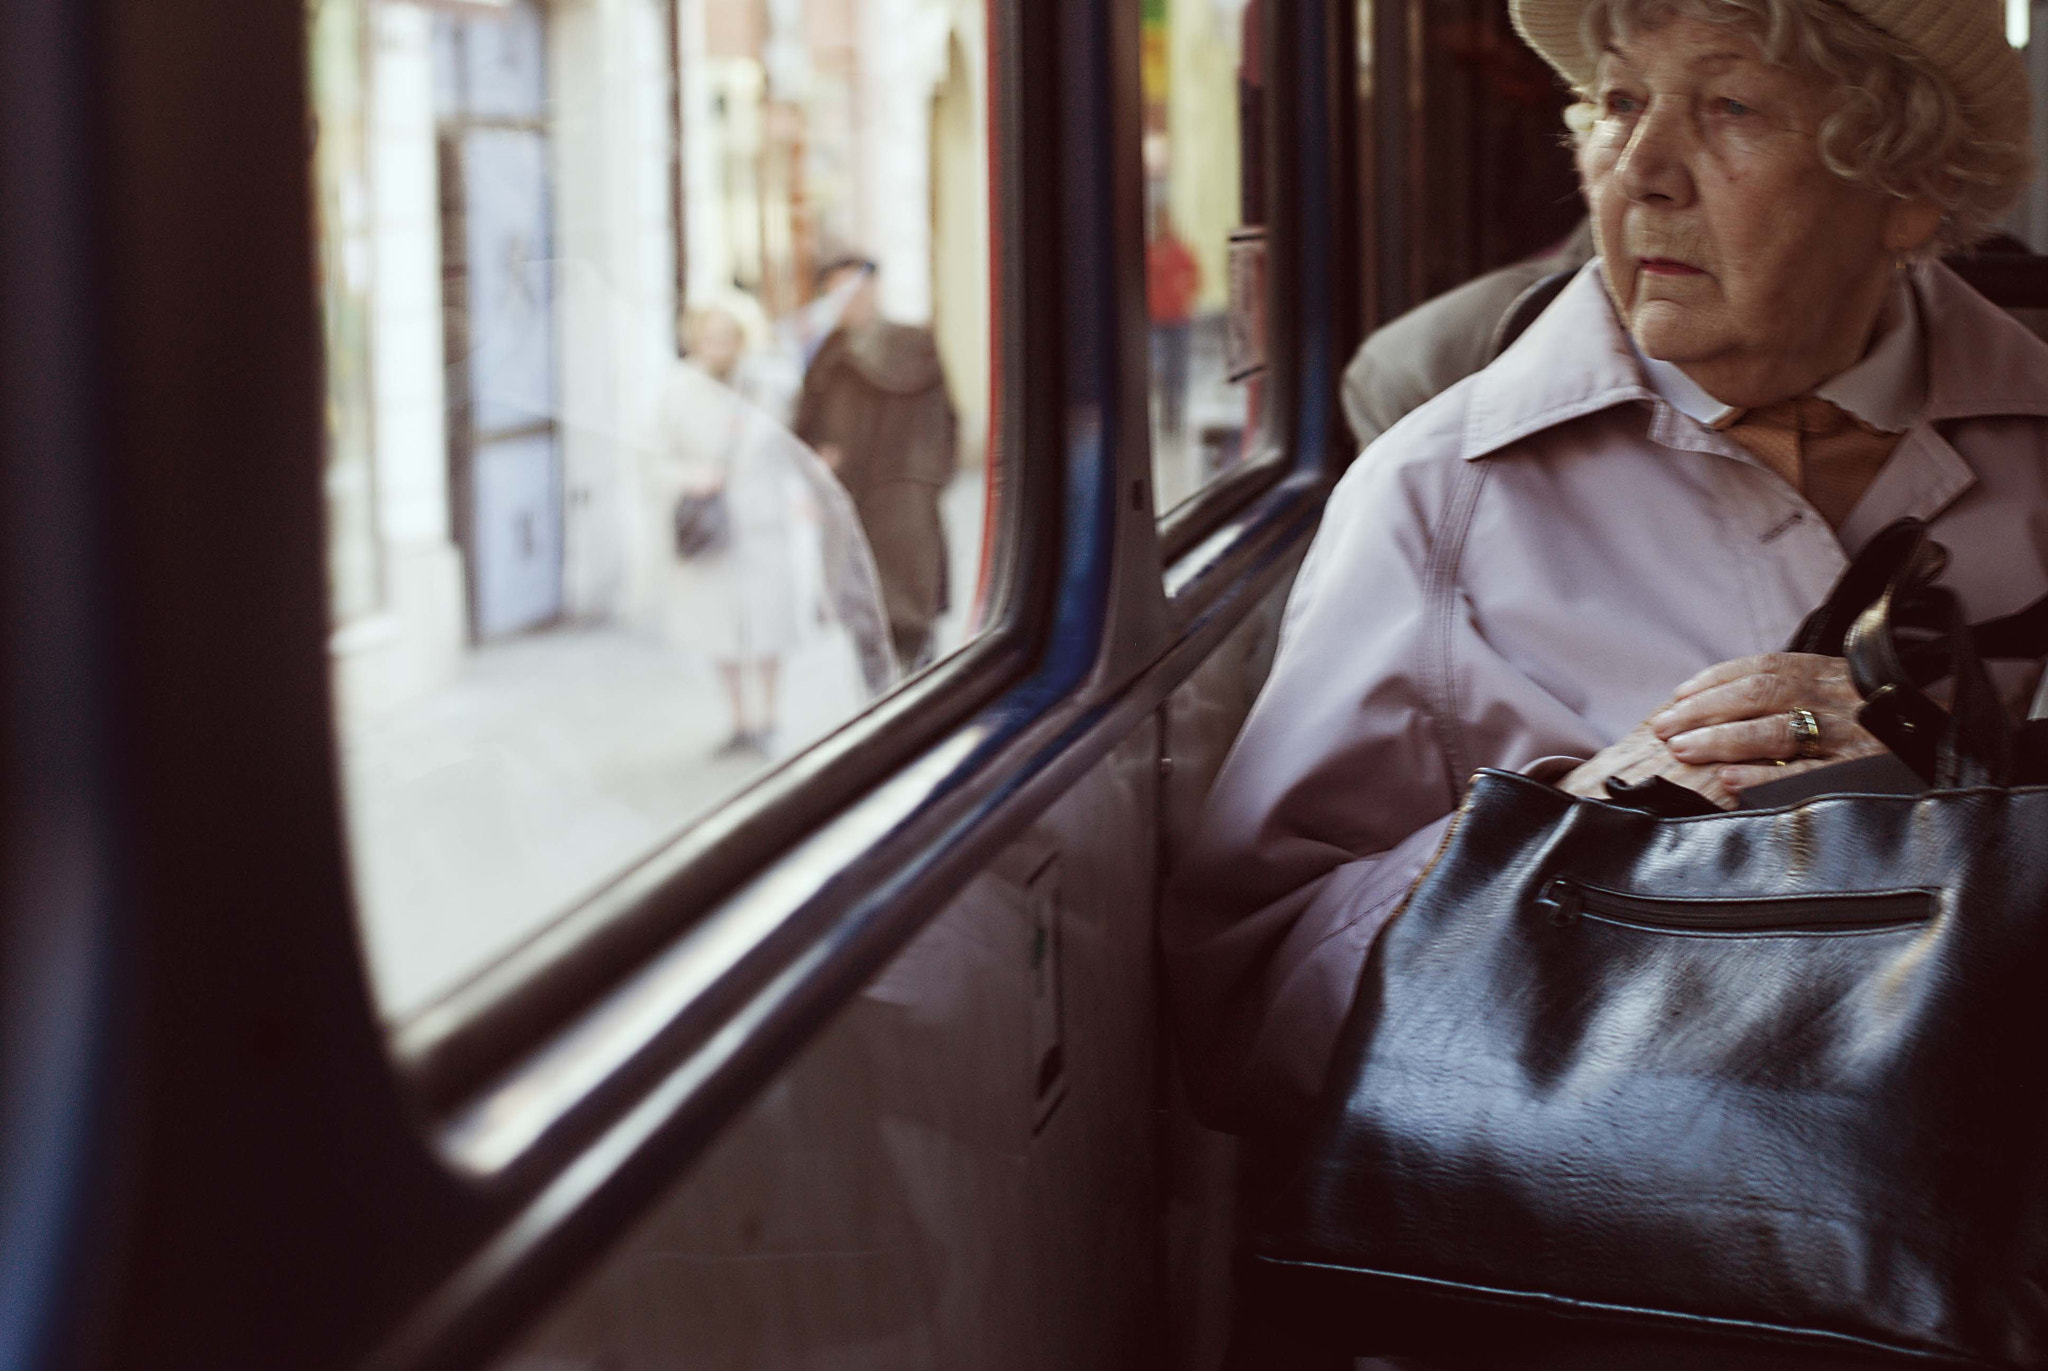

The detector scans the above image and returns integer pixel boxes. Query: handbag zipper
[1535,878,1934,934]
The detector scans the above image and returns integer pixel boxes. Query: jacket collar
[1459,264,1652,462]
[1459,258,2048,463]
[1916,259,2048,425]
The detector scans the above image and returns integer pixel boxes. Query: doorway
[435,0,565,640]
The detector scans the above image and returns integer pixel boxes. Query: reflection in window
[311,0,997,1020]
[1144,0,1265,515]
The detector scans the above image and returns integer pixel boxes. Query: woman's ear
[1884,198,1944,255]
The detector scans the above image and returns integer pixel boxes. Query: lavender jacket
[1165,260,2048,1139]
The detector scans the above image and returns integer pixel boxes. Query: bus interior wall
[480,577,1293,1371]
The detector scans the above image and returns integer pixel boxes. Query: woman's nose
[1615,99,1696,207]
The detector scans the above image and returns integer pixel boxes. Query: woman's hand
[1559,720,1741,809]
[1648,653,1883,795]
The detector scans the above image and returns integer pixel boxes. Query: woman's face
[1580,17,1935,407]
[691,311,745,380]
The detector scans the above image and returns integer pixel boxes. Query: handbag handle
[1904,589,2048,680]
[1842,526,2017,789]
[1798,518,2048,685]
[1787,518,1947,656]
[1785,517,2026,788]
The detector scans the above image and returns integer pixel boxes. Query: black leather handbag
[1244,522,2048,1369]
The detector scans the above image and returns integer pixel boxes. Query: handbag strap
[1788,518,1948,655]
[1845,533,2017,788]
[1786,517,2048,787]
[1891,589,2048,682]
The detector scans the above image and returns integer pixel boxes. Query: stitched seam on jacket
[1422,460,1489,799]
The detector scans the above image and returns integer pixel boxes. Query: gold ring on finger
[1787,707,1824,761]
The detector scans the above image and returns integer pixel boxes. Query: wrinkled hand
[1648,653,1883,795]
[1559,719,1740,810]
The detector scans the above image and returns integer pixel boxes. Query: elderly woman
[644,301,898,758]
[1166,0,2048,1143]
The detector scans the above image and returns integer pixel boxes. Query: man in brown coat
[795,260,960,671]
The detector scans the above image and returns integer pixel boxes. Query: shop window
[309,0,1000,1022]
[1143,0,1267,516]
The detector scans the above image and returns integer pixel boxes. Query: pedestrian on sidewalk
[1146,213,1203,447]
[644,297,895,758]
[793,258,960,672]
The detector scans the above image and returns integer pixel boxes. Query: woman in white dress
[646,301,896,757]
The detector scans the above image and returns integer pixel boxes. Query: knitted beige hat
[1508,0,2031,152]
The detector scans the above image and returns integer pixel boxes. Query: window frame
[1149,0,1300,561]
[48,0,1369,1367]
[384,0,1366,1201]
[1158,0,1359,588]
[1152,0,1359,575]
[386,0,1057,1117]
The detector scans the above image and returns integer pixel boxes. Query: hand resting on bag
[1651,652,1886,794]
[1558,717,1739,809]
[1560,653,1885,809]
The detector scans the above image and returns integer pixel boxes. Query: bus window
[308,0,999,1023]
[1143,0,1268,516]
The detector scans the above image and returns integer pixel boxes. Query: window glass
[309,0,998,1021]
[1144,0,1266,515]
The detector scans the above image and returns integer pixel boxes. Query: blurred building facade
[311,0,993,720]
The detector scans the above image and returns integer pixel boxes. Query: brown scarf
[1715,395,1903,530]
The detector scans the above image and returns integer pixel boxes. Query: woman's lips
[1639,258,1706,277]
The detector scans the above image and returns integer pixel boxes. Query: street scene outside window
[309,0,997,1021]
[1144,0,1266,515]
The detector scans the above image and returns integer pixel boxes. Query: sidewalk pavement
[343,467,990,1020]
